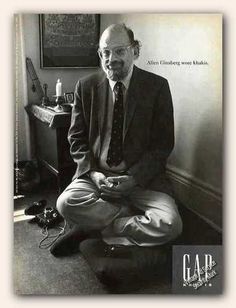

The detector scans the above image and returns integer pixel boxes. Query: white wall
[101,14,222,228]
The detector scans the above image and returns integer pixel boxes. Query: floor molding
[167,165,222,232]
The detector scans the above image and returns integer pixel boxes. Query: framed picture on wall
[39,14,100,68]
[64,92,74,104]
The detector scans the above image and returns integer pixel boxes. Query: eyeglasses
[98,45,133,59]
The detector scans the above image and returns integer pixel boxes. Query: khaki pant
[57,177,183,246]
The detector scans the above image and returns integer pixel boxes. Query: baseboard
[167,165,222,232]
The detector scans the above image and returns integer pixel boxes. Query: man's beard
[103,60,128,81]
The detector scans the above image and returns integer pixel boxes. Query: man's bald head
[100,24,140,53]
[99,24,131,48]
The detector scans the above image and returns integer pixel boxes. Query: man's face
[99,28,135,81]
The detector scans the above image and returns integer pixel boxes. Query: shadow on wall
[171,104,222,229]
[191,106,222,193]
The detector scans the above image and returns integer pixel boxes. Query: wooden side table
[26,104,76,192]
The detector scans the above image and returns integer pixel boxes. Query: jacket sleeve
[128,79,174,187]
[68,81,97,178]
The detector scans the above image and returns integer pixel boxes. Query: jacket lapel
[124,66,141,138]
[93,74,108,138]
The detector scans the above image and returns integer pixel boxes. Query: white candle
[56,79,62,96]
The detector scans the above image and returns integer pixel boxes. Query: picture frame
[39,14,100,68]
[64,92,74,104]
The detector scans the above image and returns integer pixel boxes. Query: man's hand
[89,171,109,189]
[100,175,137,198]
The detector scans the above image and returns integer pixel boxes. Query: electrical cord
[39,220,67,249]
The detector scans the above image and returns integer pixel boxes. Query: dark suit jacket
[68,65,174,195]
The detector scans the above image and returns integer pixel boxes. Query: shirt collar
[108,65,134,92]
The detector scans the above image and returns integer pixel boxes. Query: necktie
[106,82,124,167]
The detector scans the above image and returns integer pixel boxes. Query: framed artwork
[39,14,100,68]
[64,92,74,104]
